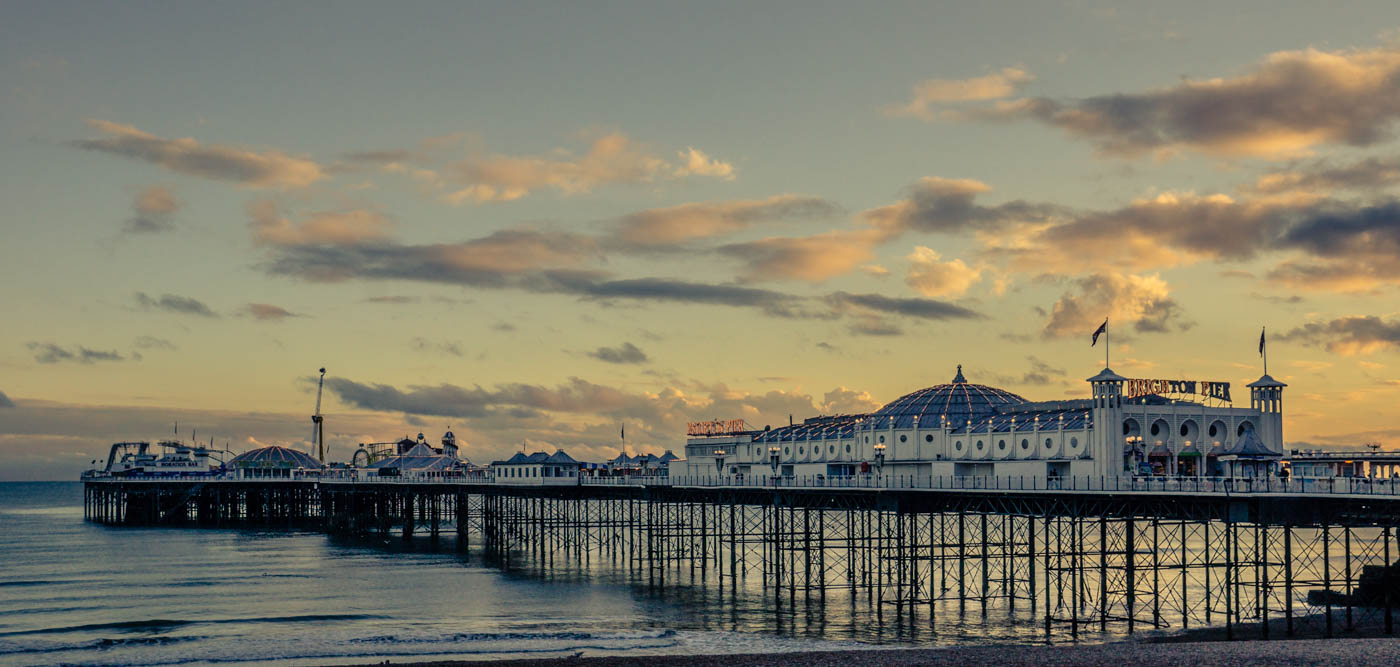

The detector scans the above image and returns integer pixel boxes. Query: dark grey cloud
[588,342,649,364]
[1021,356,1066,385]
[412,338,465,357]
[72,120,323,187]
[27,342,130,364]
[825,291,983,321]
[0,390,13,408]
[848,319,903,336]
[490,322,517,332]
[1278,316,1400,355]
[134,292,218,318]
[862,177,1065,234]
[954,46,1400,157]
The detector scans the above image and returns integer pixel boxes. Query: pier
[85,476,1400,643]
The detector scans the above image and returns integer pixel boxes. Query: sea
[0,482,1076,666]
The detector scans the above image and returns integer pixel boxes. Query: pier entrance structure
[680,366,1284,483]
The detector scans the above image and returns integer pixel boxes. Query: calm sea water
[0,482,1071,666]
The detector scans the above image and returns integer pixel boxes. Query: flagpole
[1263,326,1268,376]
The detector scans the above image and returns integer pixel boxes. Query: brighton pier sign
[687,419,747,437]
[1125,378,1231,402]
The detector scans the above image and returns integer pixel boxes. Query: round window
[829,445,835,454]
[784,447,790,455]
[798,447,804,455]
[976,440,984,450]
[1180,423,1190,437]
[955,441,963,451]
[1209,424,1218,437]
[925,434,933,443]
[998,439,1006,450]
[1021,439,1029,450]
[845,444,851,453]
[1045,438,1053,448]
[1070,437,1079,448]
[865,437,870,444]
[878,435,885,444]
[900,434,907,443]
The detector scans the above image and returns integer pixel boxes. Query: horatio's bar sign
[1126,378,1231,402]
[687,419,747,437]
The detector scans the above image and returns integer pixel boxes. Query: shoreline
[326,637,1400,666]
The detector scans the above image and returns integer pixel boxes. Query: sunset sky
[6,2,1400,479]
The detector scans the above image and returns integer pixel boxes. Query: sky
[5,2,1400,479]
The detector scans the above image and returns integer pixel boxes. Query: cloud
[134,292,218,317]
[364,295,420,304]
[824,291,984,321]
[904,246,983,297]
[891,67,1034,119]
[819,387,881,414]
[1021,356,1067,385]
[1248,156,1400,195]
[248,200,394,246]
[673,147,735,180]
[442,133,732,203]
[862,177,1065,235]
[27,343,130,364]
[847,317,903,336]
[1041,273,1182,338]
[588,342,649,364]
[244,303,299,321]
[124,185,179,233]
[613,195,840,247]
[412,338,465,357]
[1279,316,1400,355]
[0,391,13,408]
[954,45,1400,157]
[133,335,177,350]
[719,229,889,282]
[72,120,324,187]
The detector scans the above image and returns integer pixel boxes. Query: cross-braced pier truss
[85,480,1399,643]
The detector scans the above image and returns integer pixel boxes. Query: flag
[1091,319,1107,347]
[620,424,625,441]
[1259,327,1266,357]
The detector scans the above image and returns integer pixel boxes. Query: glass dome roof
[870,365,1027,428]
[227,445,323,468]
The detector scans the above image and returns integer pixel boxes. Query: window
[955,440,963,451]
[1021,439,1029,450]
[899,435,907,443]
[829,445,835,454]
[845,444,851,453]
[998,439,1006,451]
[1209,424,1219,437]
[925,434,933,443]
[1070,437,1079,449]
[784,447,790,455]
[878,435,885,444]
[1180,423,1190,437]
[976,440,984,451]
[798,447,804,455]
[865,437,870,444]
[1045,438,1052,449]
[1150,423,1160,436]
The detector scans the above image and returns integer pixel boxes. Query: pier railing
[89,472,1400,497]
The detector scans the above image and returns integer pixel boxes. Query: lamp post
[873,442,886,483]
[769,446,781,485]
[714,448,726,479]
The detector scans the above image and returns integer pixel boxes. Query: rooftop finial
[953,364,966,383]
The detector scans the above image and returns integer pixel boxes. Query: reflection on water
[15,482,1372,666]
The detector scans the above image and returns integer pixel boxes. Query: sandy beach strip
[339,637,1400,666]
